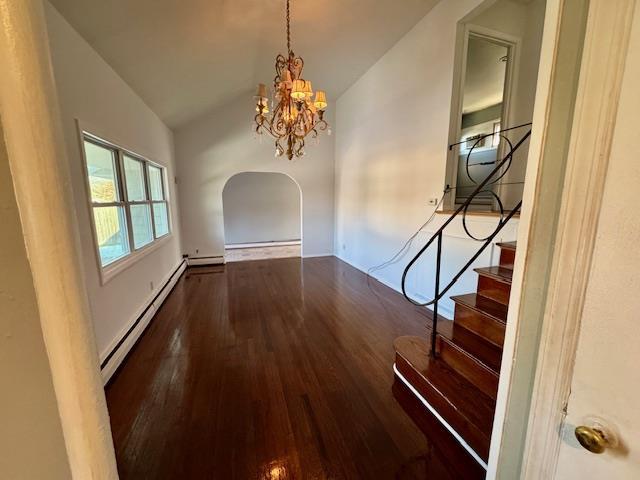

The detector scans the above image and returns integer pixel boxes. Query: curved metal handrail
[401,127,532,354]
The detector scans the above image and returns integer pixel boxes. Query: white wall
[222,172,301,245]
[175,96,335,258]
[44,3,183,359]
[334,0,526,317]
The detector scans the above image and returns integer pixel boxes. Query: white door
[554,4,640,477]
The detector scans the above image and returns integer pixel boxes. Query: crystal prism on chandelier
[253,0,330,160]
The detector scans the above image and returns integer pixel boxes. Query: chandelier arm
[293,106,303,135]
[257,124,279,140]
[271,100,292,137]
[274,109,289,135]
[314,119,328,133]
[294,136,305,157]
[274,54,287,86]
[256,109,284,140]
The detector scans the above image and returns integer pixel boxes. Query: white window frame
[79,130,172,285]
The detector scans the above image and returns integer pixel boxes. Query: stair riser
[395,353,491,461]
[477,275,511,305]
[499,248,515,269]
[453,303,505,347]
[436,336,499,399]
[392,380,487,479]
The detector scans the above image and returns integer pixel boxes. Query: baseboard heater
[224,240,301,249]
[187,255,225,266]
[100,259,187,384]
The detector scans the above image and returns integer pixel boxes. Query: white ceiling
[49,0,441,128]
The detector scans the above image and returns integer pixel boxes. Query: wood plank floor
[106,256,466,479]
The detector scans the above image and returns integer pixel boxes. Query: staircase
[392,126,530,472]
[394,242,515,465]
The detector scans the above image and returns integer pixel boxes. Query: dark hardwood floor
[106,256,471,479]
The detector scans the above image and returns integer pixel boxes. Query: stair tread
[474,265,513,284]
[496,241,517,251]
[440,325,503,373]
[451,293,508,323]
[394,336,496,440]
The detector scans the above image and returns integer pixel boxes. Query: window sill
[437,209,520,218]
[100,233,172,285]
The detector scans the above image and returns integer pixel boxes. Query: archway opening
[222,172,302,262]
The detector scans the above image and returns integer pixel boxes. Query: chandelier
[253,0,330,160]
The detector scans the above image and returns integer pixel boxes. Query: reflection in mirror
[455,34,510,206]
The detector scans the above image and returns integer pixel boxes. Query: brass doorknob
[575,425,609,454]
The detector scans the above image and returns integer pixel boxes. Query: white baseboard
[187,256,225,266]
[302,252,335,258]
[225,240,301,249]
[100,259,187,384]
[394,363,487,470]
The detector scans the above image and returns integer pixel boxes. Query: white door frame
[0,0,118,478]
[487,0,638,478]
[519,0,637,477]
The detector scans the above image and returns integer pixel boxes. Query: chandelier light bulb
[255,97,269,113]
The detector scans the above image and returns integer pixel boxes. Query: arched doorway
[222,172,302,262]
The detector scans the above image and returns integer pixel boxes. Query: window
[491,121,502,148]
[147,165,170,237]
[82,134,171,271]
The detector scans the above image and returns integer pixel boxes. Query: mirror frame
[445,23,521,212]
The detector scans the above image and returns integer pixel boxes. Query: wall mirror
[450,31,515,208]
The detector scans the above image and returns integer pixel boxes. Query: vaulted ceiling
[49,0,441,128]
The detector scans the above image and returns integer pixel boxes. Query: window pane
[123,155,146,201]
[130,204,153,249]
[93,206,129,266]
[153,202,169,237]
[84,140,120,203]
[148,165,164,200]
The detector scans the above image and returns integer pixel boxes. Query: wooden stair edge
[473,266,514,284]
[450,293,507,324]
[438,328,502,374]
[392,378,487,478]
[393,336,494,461]
[495,241,517,251]
[436,335,500,399]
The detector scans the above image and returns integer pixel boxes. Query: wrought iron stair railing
[401,125,532,355]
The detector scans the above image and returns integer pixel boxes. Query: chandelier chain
[286,0,291,54]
